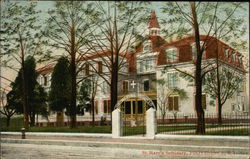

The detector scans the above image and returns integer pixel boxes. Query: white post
[112,109,122,138]
[146,107,157,139]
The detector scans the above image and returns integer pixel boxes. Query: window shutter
[104,100,107,113]
[168,97,173,111]
[174,96,179,111]
[108,100,111,113]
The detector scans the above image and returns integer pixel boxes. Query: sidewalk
[1,132,249,159]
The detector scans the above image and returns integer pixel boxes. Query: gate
[115,93,156,136]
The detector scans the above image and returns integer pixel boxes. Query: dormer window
[232,52,235,62]
[224,48,229,59]
[166,48,177,62]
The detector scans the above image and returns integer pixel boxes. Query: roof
[148,10,160,28]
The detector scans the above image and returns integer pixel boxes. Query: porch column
[146,107,157,139]
[112,108,122,138]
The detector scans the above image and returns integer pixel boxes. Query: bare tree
[161,2,247,134]
[84,2,149,117]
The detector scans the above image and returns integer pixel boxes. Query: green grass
[29,126,111,133]
[157,125,196,133]
[0,117,24,132]
[1,117,248,136]
[206,129,250,136]
[123,126,146,136]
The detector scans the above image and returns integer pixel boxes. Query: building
[37,11,248,124]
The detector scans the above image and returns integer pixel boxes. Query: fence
[157,113,250,136]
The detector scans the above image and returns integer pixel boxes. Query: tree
[44,1,95,128]
[49,56,71,126]
[0,89,16,127]
[204,66,244,124]
[84,1,149,117]
[157,79,188,122]
[7,56,48,127]
[161,2,247,134]
[0,2,49,129]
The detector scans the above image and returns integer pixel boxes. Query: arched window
[143,44,151,52]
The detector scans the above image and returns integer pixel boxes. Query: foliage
[0,89,16,127]
[0,2,50,67]
[156,78,188,120]
[43,1,96,128]
[7,56,48,124]
[49,57,71,113]
[77,79,91,114]
[160,2,247,51]
[203,67,243,105]
[0,1,50,129]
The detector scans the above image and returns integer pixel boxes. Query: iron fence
[157,113,250,136]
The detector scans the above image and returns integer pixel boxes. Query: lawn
[0,117,24,132]
[206,129,250,136]
[30,126,111,133]
[1,117,248,136]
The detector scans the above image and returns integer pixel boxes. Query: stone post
[112,108,122,138]
[146,107,157,139]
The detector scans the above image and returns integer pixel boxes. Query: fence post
[146,107,157,139]
[112,108,122,138]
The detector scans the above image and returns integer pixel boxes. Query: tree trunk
[91,98,95,127]
[109,56,119,126]
[70,55,77,128]
[217,101,222,124]
[20,35,29,130]
[30,112,35,127]
[69,21,77,128]
[215,42,222,125]
[6,116,11,127]
[190,2,205,134]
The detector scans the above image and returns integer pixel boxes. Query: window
[166,48,177,62]
[145,57,150,71]
[167,72,178,88]
[192,44,197,60]
[137,57,155,73]
[168,96,179,111]
[85,63,89,75]
[224,48,229,59]
[231,52,235,62]
[43,76,47,86]
[122,80,129,93]
[102,81,109,94]
[103,100,111,114]
[143,80,149,91]
[97,61,102,73]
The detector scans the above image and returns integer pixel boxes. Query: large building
[37,11,248,124]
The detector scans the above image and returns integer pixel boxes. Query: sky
[0,1,249,92]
